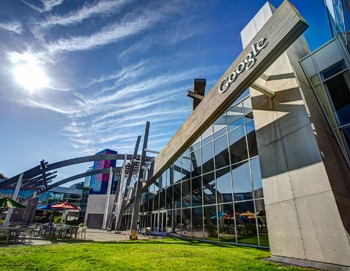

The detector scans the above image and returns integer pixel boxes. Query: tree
[0,172,8,180]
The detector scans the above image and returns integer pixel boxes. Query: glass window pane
[174,209,182,236]
[213,127,226,139]
[159,189,166,209]
[232,162,253,201]
[203,205,218,241]
[321,60,347,80]
[256,199,269,247]
[173,160,182,183]
[229,126,248,164]
[214,135,230,169]
[192,207,203,239]
[166,210,173,235]
[228,117,244,132]
[191,149,202,177]
[314,85,337,127]
[203,172,216,205]
[216,167,233,203]
[310,74,320,85]
[166,186,173,209]
[235,201,258,245]
[182,154,191,181]
[202,142,214,173]
[192,176,202,207]
[246,121,258,158]
[325,71,350,125]
[251,157,263,199]
[218,203,236,243]
[182,209,191,237]
[182,180,191,208]
[174,183,181,208]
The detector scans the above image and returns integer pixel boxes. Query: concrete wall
[85,194,115,229]
[242,3,350,270]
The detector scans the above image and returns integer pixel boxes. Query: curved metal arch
[20,167,122,203]
[0,154,132,189]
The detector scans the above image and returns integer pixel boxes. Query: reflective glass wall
[301,37,350,166]
[325,0,350,51]
[124,93,268,247]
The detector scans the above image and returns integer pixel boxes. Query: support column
[130,121,150,239]
[115,136,141,231]
[4,173,24,226]
[107,154,127,230]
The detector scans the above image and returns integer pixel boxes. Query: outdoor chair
[78,226,87,239]
[18,227,33,244]
[0,228,9,243]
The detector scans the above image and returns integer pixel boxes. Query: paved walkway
[2,229,151,247]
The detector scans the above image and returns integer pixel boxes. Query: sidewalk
[5,228,151,246]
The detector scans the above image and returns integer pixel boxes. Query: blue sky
[0,0,331,183]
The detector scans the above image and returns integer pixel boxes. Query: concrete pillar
[242,3,350,269]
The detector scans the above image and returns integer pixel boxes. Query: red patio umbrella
[51,202,80,210]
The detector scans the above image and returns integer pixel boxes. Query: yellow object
[130,229,137,240]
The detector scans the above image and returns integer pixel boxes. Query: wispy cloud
[21,0,64,13]
[0,21,23,34]
[43,1,185,56]
[23,99,79,115]
[38,0,129,30]
[45,15,154,54]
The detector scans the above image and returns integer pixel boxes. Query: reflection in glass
[203,205,218,241]
[167,210,173,234]
[214,135,230,169]
[218,203,236,243]
[232,162,253,201]
[202,142,214,173]
[182,154,191,181]
[159,189,166,209]
[182,180,191,208]
[190,149,201,177]
[216,167,233,203]
[192,176,202,207]
[174,183,181,208]
[251,157,263,199]
[182,208,191,237]
[203,172,216,205]
[255,199,269,247]
[174,209,182,236]
[229,126,248,164]
[174,160,182,183]
[235,201,258,245]
[192,207,203,239]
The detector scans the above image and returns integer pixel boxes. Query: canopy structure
[51,202,80,211]
[0,197,26,209]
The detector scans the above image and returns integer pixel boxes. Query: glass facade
[122,92,268,247]
[300,37,350,166]
[325,0,350,51]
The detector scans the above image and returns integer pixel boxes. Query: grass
[0,238,316,271]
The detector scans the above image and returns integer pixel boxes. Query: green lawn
[0,238,316,271]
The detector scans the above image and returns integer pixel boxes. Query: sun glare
[10,53,49,93]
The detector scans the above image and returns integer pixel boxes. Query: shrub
[54,217,62,224]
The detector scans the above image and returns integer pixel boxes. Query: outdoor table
[0,227,24,244]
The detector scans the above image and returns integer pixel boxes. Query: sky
[0,0,331,185]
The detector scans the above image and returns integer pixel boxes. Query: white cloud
[38,0,129,30]
[21,0,64,13]
[0,21,23,34]
[23,99,79,115]
[45,15,153,55]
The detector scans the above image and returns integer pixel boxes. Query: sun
[10,53,49,93]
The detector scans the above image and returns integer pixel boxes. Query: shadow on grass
[87,237,269,252]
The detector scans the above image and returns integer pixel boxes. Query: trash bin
[130,229,137,240]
